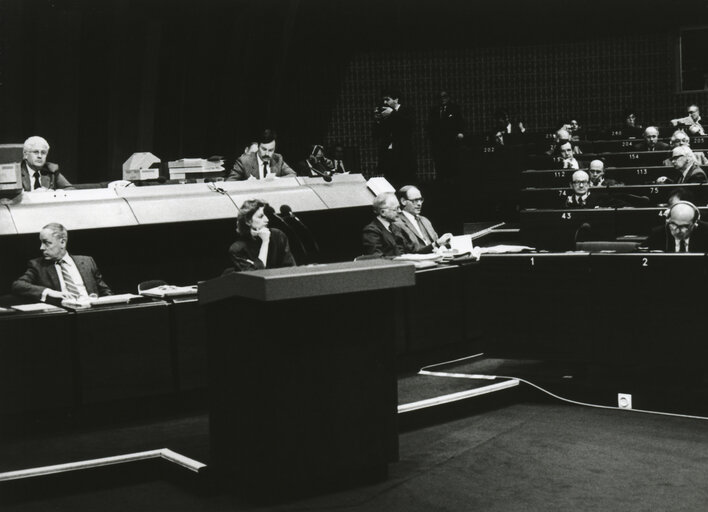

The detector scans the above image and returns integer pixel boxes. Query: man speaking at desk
[642,201,708,253]
[394,185,452,253]
[12,223,112,304]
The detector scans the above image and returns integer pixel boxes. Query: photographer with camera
[373,89,415,188]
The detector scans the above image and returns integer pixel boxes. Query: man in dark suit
[374,89,415,188]
[394,185,452,253]
[564,170,605,208]
[633,127,670,152]
[428,91,465,182]
[671,146,708,184]
[227,129,296,181]
[20,136,72,192]
[361,193,408,257]
[12,222,112,304]
[642,201,708,252]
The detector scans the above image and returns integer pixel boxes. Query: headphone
[666,200,701,225]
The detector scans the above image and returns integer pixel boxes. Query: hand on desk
[436,233,453,248]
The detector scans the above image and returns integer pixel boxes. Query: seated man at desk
[228,199,296,271]
[671,146,707,184]
[556,141,580,170]
[394,185,452,253]
[12,223,112,304]
[662,130,708,166]
[565,170,602,208]
[20,136,72,191]
[633,127,670,152]
[227,129,296,181]
[671,104,705,135]
[588,160,605,187]
[642,201,708,252]
[361,193,407,257]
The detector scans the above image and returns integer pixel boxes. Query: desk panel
[299,174,375,209]
[9,189,137,233]
[170,297,208,391]
[0,204,17,234]
[0,310,75,413]
[220,177,329,213]
[74,301,173,403]
[116,183,239,224]
[520,208,616,250]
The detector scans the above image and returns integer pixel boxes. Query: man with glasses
[20,136,72,192]
[662,130,708,166]
[671,146,707,184]
[642,201,708,252]
[565,170,603,208]
[671,105,705,135]
[394,185,452,253]
[361,192,407,257]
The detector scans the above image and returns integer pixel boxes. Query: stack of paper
[168,158,225,180]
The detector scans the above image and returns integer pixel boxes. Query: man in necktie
[642,201,708,252]
[633,126,669,152]
[393,185,452,253]
[12,222,112,304]
[227,129,296,181]
[19,136,73,192]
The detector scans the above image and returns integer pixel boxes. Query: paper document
[140,285,198,298]
[12,303,63,312]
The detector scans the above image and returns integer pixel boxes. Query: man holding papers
[12,223,112,304]
[394,185,452,253]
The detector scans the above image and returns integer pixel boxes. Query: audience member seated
[588,160,606,187]
[633,127,669,152]
[555,141,580,169]
[20,136,72,192]
[666,187,696,208]
[493,108,525,146]
[545,129,581,161]
[393,185,452,253]
[227,129,295,181]
[671,104,705,135]
[12,222,112,304]
[564,170,603,208]
[361,193,407,257]
[296,144,334,178]
[671,146,707,184]
[662,130,708,166]
[567,118,584,140]
[228,199,296,271]
[642,201,708,252]
[621,109,643,138]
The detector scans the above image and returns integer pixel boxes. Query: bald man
[643,201,708,252]
[633,127,670,152]
[588,160,606,187]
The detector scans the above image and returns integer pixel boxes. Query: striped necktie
[59,260,81,298]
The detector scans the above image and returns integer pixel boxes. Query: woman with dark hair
[228,199,296,271]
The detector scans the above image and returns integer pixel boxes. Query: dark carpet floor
[4,400,708,511]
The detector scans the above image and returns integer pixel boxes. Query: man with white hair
[671,146,707,184]
[662,130,708,166]
[20,136,72,192]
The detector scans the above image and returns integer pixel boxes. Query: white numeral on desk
[530,257,535,266]
[636,168,647,175]
[561,212,572,219]
[642,257,648,267]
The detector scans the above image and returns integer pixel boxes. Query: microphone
[279,204,300,221]
[308,166,333,182]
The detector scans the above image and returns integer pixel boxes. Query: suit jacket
[564,192,605,209]
[21,161,72,191]
[12,254,112,302]
[228,228,296,271]
[643,221,708,252]
[226,153,296,181]
[428,102,465,146]
[362,218,406,257]
[393,214,439,253]
[633,141,670,151]
[663,152,708,167]
[678,163,708,184]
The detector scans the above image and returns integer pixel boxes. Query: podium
[199,260,415,500]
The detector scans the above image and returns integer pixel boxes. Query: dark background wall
[1,0,707,183]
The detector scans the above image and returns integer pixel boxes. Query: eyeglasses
[407,198,425,203]
[689,110,699,114]
[27,150,48,156]
[670,155,684,161]
[668,222,693,231]
[572,180,589,185]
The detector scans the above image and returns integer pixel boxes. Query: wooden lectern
[199,260,415,500]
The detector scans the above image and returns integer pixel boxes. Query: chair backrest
[0,144,23,164]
